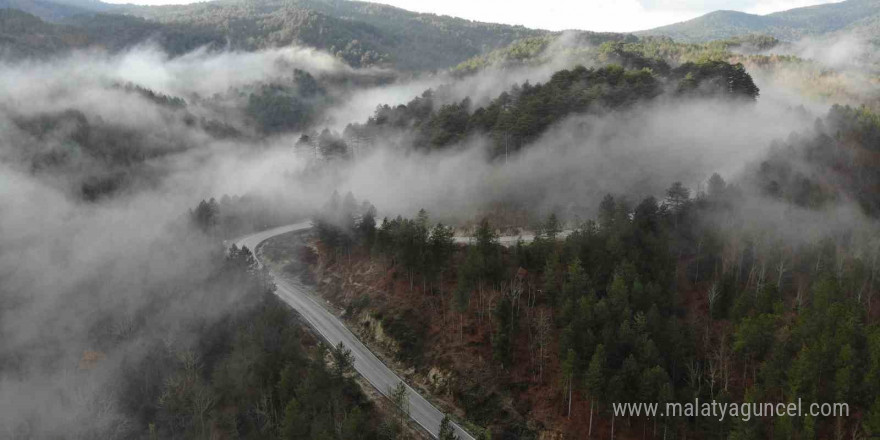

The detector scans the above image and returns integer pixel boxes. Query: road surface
[234,222,474,440]
[452,230,572,247]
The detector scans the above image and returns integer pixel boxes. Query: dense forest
[2,0,540,68]
[119,0,544,70]
[451,33,880,111]
[0,8,227,58]
[110,235,393,438]
[298,95,880,439]
[339,56,758,158]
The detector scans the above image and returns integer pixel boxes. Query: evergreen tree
[585,344,607,439]
[439,414,457,440]
[598,194,616,230]
[389,381,410,429]
[707,173,726,199]
[331,341,355,380]
[543,213,560,240]
[665,182,690,211]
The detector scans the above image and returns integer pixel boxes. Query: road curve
[234,222,474,440]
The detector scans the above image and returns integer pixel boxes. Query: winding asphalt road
[234,222,474,440]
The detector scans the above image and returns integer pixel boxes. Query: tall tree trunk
[588,397,594,439]
[459,313,463,343]
[540,342,544,383]
[567,377,572,418]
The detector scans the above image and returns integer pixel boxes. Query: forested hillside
[119,0,545,69]
[638,0,880,42]
[8,0,878,72]
[0,0,543,68]
[339,56,758,157]
[452,32,880,111]
[0,9,228,57]
[0,0,112,22]
[307,99,880,438]
[0,9,89,57]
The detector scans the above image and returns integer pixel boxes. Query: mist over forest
[2,0,880,439]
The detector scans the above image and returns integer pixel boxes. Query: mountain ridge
[3,0,879,69]
[638,0,880,42]
[117,0,547,69]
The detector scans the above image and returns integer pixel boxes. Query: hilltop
[638,0,880,42]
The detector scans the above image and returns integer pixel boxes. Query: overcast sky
[103,0,843,32]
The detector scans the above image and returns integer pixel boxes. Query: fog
[5,44,353,98]
[1,34,877,436]
[787,32,879,72]
[324,31,601,130]
[329,97,814,220]
[0,45,322,437]
[732,31,880,111]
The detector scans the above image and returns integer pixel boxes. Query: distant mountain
[15,0,878,71]
[638,0,880,42]
[0,0,546,69]
[0,9,88,57]
[0,0,113,21]
[0,8,229,59]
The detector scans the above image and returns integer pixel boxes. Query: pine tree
[585,344,606,439]
[389,381,409,430]
[707,173,726,199]
[439,414,457,440]
[331,342,355,380]
[473,219,502,286]
[543,213,560,240]
[665,182,690,212]
[430,223,455,274]
[598,194,616,230]
[562,257,588,302]
[357,202,377,248]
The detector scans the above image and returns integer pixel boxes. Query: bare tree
[707,356,719,398]
[192,386,215,438]
[686,360,702,397]
[776,248,787,292]
[707,283,720,318]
